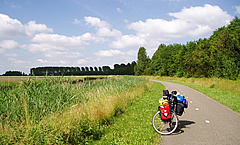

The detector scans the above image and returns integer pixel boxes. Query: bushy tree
[134,47,149,75]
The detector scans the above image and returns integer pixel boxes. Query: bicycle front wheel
[152,111,178,135]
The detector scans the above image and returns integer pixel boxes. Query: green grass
[148,76,240,113]
[92,81,164,145]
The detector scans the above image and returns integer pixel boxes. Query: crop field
[0,76,31,82]
[0,76,149,144]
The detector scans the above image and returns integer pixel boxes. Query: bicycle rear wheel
[152,111,178,135]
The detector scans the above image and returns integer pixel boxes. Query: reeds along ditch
[0,76,149,144]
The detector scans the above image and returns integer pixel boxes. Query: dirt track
[151,80,240,145]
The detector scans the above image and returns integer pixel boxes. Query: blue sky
[0,0,239,74]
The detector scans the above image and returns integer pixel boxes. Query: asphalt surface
[151,80,240,145]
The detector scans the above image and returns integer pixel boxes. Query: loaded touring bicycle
[152,90,188,135]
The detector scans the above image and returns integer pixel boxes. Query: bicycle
[152,94,179,135]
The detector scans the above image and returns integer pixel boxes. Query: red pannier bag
[160,104,171,120]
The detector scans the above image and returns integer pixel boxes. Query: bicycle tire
[152,111,178,135]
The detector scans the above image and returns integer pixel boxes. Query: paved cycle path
[151,80,240,145]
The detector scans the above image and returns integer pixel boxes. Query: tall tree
[134,47,149,75]
[150,44,166,75]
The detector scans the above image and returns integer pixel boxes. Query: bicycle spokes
[152,111,178,135]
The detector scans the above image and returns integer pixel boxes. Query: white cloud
[106,4,233,56]
[0,40,19,49]
[128,18,189,41]
[29,32,106,54]
[84,16,111,28]
[97,27,122,38]
[132,4,232,40]
[32,33,88,48]
[234,6,240,14]
[81,32,106,42]
[169,4,232,32]
[26,43,65,53]
[110,34,146,49]
[0,13,52,39]
[95,49,124,57]
[125,4,232,45]
[24,21,53,36]
[37,59,48,63]
[84,16,122,38]
[0,40,20,54]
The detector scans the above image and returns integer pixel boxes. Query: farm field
[0,76,30,82]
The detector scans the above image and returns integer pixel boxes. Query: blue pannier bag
[177,95,184,103]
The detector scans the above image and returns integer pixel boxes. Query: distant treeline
[1,71,28,76]
[29,62,136,76]
[134,17,240,80]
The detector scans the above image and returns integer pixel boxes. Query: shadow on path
[172,120,196,135]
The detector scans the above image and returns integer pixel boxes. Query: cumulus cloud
[28,32,106,55]
[109,4,233,52]
[85,16,111,28]
[0,13,52,39]
[95,49,124,57]
[128,19,189,41]
[25,43,65,53]
[133,4,231,39]
[32,33,88,48]
[84,16,122,38]
[168,4,232,32]
[0,40,19,49]
[0,40,20,53]
[110,34,146,49]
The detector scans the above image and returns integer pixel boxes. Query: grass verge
[92,81,164,144]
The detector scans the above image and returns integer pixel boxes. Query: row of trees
[1,71,28,76]
[30,62,136,76]
[134,17,240,80]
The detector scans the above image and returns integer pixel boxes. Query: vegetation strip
[0,76,149,144]
[93,81,164,144]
